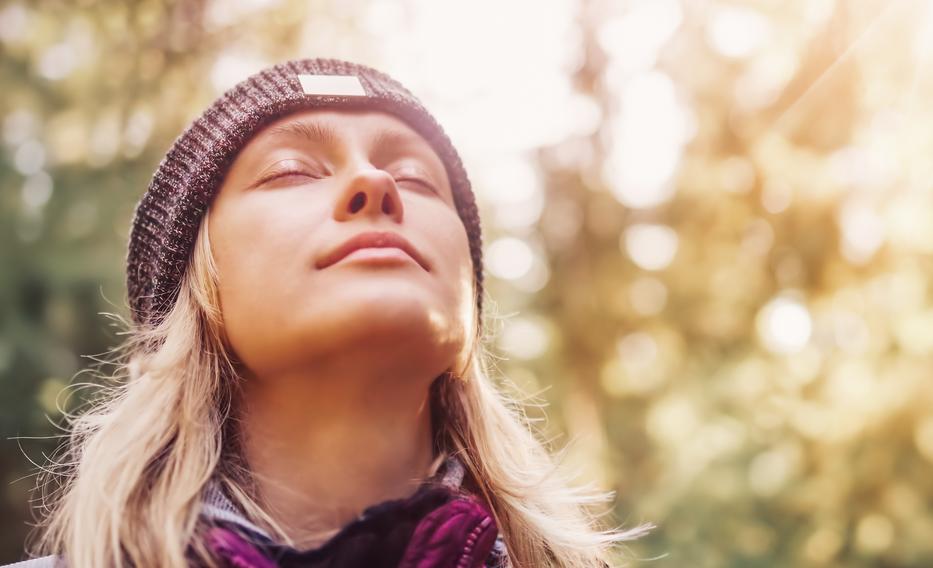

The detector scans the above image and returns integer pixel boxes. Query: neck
[237,364,439,549]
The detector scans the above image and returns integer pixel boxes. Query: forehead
[249,108,431,150]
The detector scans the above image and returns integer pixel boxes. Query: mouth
[316,230,430,272]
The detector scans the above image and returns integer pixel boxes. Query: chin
[295,308,463,374]
[304,297,461,348]
[232,306,466,380]
[324,279,441,313]
[349,300,451,336]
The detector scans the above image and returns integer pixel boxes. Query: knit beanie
[126,58,484,332]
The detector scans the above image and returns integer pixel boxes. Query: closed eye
[393,164,441,196]
[257,169,322,186]
[396,177,438,195]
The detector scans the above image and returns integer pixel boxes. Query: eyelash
[260,168,438,195]
[258,169,322,186]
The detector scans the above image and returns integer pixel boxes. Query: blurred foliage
[3,0,933,566]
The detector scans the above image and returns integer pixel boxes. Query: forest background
[2,1,932,566]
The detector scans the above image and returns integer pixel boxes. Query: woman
[9,58,651,567]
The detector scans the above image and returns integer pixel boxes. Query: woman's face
[207,109,475,381]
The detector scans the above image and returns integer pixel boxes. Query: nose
[333,164,404,223]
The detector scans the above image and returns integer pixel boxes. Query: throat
[236,372,438,550]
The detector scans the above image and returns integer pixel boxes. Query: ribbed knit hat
[126,58,484,331]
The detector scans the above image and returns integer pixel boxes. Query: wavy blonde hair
[26,213,652,567]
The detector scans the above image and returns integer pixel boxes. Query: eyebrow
[264,121,339,148]
[370,128,430,155]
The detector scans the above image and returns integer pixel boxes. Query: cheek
[436,223,478,371]
[421,209,475,315]
[208,197,326,316]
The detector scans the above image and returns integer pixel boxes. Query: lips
[316,230,430,271]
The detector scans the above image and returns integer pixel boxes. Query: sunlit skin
[206,109,476,549]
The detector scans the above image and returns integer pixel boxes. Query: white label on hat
[297,74,367,97]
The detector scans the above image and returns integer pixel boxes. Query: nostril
[382,193,392,214]
[350,193,366,212]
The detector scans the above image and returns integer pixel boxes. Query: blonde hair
[26,214,652,567]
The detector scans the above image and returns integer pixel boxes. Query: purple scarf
[202,483,501,568]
